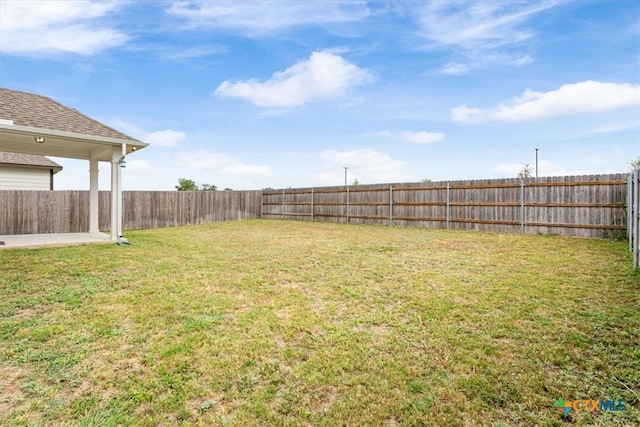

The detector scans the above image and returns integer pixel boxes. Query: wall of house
[0,165,51,190]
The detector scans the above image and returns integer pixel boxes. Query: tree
[200,183,217,191]
[517,163,533,179]
[630,157,640,170]
[224,188,233,191]
[421,177,432,184]
[175,178,198,191]
[176,179,217,191]
[352,178,360,186]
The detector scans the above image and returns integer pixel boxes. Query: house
[0,151,63,190]
[0,87,148,242]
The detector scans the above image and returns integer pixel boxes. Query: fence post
[260,189,264,219]
[389,185,393,226]
[311,188,314,222]
[446,182,451,230]
[632,169,639,269]
[629,172,633,252]
[346,186,350,223]
[520,179,525,234]
[282,189,285,220]
[636,170,639,269]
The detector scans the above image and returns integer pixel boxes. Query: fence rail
[0,190,262,234]
[262,174,628,239]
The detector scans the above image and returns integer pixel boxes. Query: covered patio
[0,88,148,248]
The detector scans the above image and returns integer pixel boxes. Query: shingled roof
[0,151,62,172]
[0,88,139,142]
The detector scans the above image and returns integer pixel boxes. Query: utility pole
[343,167,348,186]
[535,148,539,178]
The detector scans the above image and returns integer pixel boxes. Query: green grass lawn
[1,220,638,426]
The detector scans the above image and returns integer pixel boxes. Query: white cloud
[106,123,188,148]
[378,130,445,144]
[437,53,533,75]
[439,63,474,76]
[452,81,640,122]
[512,55,534,66]
[315,149,413,184]
[258,109,290,118]
[0,0,128,55]
[451,105,484,123]
[415,1,558,74]
[145,129,187,147]
[167,0,369,34]
[160,46,228,61]
[416,0,557,50]
[178,150,272,176]
[215,50,374,107]
[588,120,640,135]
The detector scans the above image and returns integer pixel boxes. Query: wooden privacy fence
[629,170,640,269]
[262,174,628,239]
[1,190,89,235]
[112,190,262,231]
[0,190,262,234]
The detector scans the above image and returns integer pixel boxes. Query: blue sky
[1,0,639,190]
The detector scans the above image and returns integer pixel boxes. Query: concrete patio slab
[0,233,113,250]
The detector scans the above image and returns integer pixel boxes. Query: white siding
[0,165,50,190]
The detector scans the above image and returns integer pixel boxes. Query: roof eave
[0,124,148,149]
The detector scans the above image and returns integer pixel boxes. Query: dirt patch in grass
[0,365,29,413]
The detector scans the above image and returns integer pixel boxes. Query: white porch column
[116,150,123,238]
[89,159,99,233]
[110,147,121,241]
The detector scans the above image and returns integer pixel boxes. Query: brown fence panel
[0,190,89,234]
[2,190,262,234]
[263,174,628,238]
